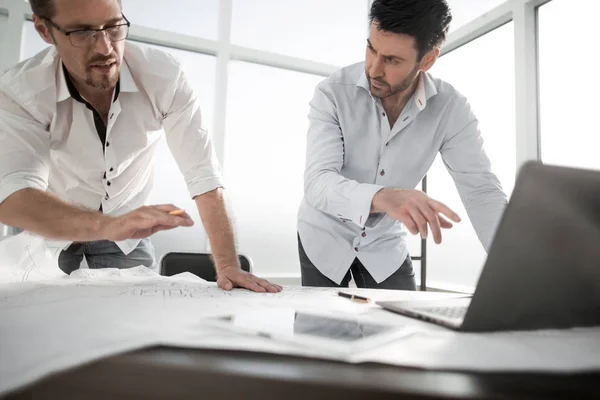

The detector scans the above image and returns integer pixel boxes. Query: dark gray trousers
[298,235,416,290]
[58,238,156,275]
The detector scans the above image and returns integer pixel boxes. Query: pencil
[337,291,370,303]
[168,209,186,216]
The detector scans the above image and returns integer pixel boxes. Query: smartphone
[203,307,413,356]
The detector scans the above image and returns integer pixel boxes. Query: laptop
[377,161,600,332]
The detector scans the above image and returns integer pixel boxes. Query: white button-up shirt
[0,43,222,254]
[298,62,508,285]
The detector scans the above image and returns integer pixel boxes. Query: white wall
[0,12,6,37]
[21,20,49,59]
[0,11,9,71]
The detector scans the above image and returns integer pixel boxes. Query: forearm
[462,190,507,251]
[194,188,239,271]
[0,188,110,241]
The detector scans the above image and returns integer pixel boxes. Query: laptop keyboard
[414,305,467,320]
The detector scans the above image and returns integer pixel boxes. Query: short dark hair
[29,0,55,19]
[29,0,123,19]
[369,0,452,60]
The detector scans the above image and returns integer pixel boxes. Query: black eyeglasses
[42,14,130,48]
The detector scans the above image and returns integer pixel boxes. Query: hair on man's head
[29,0,55,19]
[369,0,452,60]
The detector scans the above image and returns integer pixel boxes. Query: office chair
[159,252,252,282]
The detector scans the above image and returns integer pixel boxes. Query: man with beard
[298,0,508,289]
[0,0,281,293]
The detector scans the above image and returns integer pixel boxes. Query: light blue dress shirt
[298,62,507,285]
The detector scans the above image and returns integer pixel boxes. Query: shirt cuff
[350,183,385,228]
[187,176,224,199]
[364,212,385,228]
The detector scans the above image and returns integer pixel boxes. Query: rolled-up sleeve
[162,69,223,198]
[0,91,51,204]
[440,99,508,251]
[304,81,384,229]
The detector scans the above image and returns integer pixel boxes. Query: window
[131,43,217,260]
[447,0,508,32]
[231,0,368,66]
[122,0,219,40]
[224,61,324,275]
[426,22,515,291]
[21,21,50,60]
[538,0,600,171]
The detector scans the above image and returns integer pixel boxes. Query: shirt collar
[414,72,438,111]
[356,68,370,92]
[119,59,139,93]
[56,59,138,103]
[355,67,438,110]
[56,63,71,103]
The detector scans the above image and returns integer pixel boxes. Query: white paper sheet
[1,275,600,397]
[1,238,599,397]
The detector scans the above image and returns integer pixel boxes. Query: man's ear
[419,48,440,73]
[32,15,55,45]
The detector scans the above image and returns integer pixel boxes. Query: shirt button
[385,142,389,147]
[380,169,385,176]
[107,181,111,186]
[354,247,359,252]
[382,112,385,117]
[361,232,366,238]
[106,142,110,147]
[105,195,109,201]
[109,167,114,172]
[110,113,114,120]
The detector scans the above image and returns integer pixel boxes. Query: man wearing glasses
[0,0,281,293]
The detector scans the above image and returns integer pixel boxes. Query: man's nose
[91,31,113,56]
[369,57,384,78]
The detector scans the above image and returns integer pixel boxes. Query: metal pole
[420,175,428,291]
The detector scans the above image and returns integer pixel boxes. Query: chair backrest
[160,252,252,282]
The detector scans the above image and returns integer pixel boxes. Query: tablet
[203,308,412,355]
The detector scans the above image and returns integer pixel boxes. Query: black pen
[337,291,370,303]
